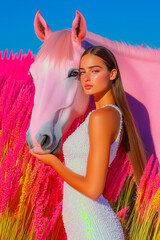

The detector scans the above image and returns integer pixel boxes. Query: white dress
[62,104,124,240]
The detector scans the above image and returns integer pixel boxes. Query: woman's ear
[110,69,117,81]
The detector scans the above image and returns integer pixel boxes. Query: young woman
[30,46,146,239]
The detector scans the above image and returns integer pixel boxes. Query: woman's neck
[94,89,115,109]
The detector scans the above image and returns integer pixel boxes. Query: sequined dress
[62,104,124,240]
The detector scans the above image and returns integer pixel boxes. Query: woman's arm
[84,108,118,199]
[30,108,119,200]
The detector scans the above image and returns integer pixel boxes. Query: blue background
[1,0,160,55]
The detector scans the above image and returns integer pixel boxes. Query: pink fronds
[0,41,159,238]
[34,169,50,240]
[143,158,159,204]
[0,50,66,238]
[136,154,156,208]
[26,161,39,197]
[151,187,160,211]
[134,155,160,226]
[31,164,45,207]
[117,206,129,221]
[103,146,131,201]
[151,172,160,198]
[10,154,22,201]
[0,150,16,214]
[0,50,35,212]
[41,201,65,240]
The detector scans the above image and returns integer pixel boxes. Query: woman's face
[79,54,116,97]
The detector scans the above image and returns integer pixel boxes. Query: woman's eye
[80,71,85,75]
[92,70,99,73]
[68,69,79,78]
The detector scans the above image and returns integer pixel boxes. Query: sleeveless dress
[62,104,124,240]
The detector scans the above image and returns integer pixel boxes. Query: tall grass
[0,50,159,239]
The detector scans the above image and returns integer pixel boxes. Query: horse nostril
[26,132,34,149]
[40,135,52,148]
[26,139,29,147]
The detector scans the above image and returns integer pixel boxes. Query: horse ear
[34,10,52,41]
[72,11,86,43]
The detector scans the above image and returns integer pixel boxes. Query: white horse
[26,10,160,161]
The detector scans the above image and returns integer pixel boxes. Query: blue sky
[1,0,160,56]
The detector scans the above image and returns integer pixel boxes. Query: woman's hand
[30,151,58,167]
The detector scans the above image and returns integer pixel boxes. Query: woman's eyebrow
[79,65,102,70]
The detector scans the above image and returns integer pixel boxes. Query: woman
[30,46,146,239]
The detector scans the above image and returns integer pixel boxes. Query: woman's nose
[84,72,90,81]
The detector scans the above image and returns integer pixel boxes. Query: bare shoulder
[89,107,120,128]
[89,107,121,143]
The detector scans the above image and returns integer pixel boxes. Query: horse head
[26,10,160,160]
[26,11,89,154]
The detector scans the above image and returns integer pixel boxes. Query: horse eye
[68,68,80,78]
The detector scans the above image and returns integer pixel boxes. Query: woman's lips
[84,84,93,89]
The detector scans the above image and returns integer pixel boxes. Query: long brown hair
[81,46,147,185]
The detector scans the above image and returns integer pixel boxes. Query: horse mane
[36,29,160,67]
[36,30,74,66]
[85,32,160,62]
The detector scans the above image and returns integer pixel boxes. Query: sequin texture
[62,104,124,240]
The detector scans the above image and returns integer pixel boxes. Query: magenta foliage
[143,157,159,204]
[0,50,35,212]
[117,206,130,220]
[151,172,160,198]
[104,146,132,201]
[0,150,15,213]
[33,164,64,239]
[10,152,22,201]
[135,154,160,215]
[137,155,155,206]
[2,49,156,239]
[0,51,66,239]
[31,165,46,207]
[34,167,50,240]
[138,155,154,189]
[42,201,64,240]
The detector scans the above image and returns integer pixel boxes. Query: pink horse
[26,10,160,162]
